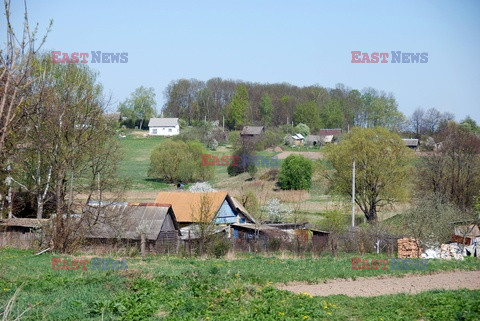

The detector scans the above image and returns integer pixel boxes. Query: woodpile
[397,238,421,258]
[439,243,464,260]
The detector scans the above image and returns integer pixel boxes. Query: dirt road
[277,270,480,297]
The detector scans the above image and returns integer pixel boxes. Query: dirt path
[276,151,323,160]
[277,270,480,297]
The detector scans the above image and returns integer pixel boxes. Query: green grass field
[1,249,479,320]
[117,132,170,190]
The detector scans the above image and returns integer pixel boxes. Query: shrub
[227,149,256,177]
[209,237,230,258]
[295,123,310,137]
[227,131,241,149]
[148,140,214,183]
[278,154,313,190]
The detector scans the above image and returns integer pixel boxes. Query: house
[148,118,180,136]
[240,126,265,138]
[402,139,420,150]
[0,218,48,249]
[84,202,181,253]
[154,191,255,227]
[291,133,305,146]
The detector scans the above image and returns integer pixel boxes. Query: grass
[1,248,479,320]
[117,131,171,190]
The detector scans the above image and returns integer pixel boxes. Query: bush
[148,140,214,183]
[278,154,313,190]
[227,131,241,149]
[295,123,310,137]
[209,238,230,258]
[227,149,256,177]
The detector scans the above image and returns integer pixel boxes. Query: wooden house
[84,202,181,253]
[154,192,255,227]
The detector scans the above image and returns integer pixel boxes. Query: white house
[148,118,180,136]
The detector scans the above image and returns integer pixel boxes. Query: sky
[3,0,480,122]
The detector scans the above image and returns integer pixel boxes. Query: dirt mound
[277,270,480,297]
[276,151,323,160]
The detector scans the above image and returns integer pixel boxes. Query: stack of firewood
[397,238,421,258]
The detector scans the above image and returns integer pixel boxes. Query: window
[168,128,172,132]
[152,128,157,135]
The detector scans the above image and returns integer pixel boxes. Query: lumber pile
[397,238,421,258]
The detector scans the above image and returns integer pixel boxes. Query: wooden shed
[84,202,181,253]
[0,218,48,249]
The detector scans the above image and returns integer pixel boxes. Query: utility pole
[352,159,355,228]
[222,115,224,132]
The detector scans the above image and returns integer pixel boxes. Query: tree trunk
[367,203,377,222]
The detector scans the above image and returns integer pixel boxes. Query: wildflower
[303,316,309,319]
[278,312,285,316]
[327,312,332,315]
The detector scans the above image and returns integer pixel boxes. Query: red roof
[318,128,342,136]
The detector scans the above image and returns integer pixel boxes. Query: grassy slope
[1,249,479,320]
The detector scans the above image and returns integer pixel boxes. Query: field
[1,249,479,320]
[116,130,401,223]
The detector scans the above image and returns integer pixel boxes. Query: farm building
[154,191,255,227]
[84,202,181,253]
[305,135,322,146]
[402,138,420,150]
[291,133,305,145]
[230,223,289,249]
[148,118,179,136]
[240,126,265,138]
[0,218,48,249]
[318,128,342,144]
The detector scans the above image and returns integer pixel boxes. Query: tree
[294,101,320,130]
[320,99,345,129]
[259,93,273,127]
[148,140,214,183]
[409,108,426,139]
[295,123,310,137]
[225,84,249,130]
[264,198,292,223]
[416,122,480,210]
[404,194,465,254]
[325,127,413,222]
[318,209,347,256]
[117,86,156,129]
[278,155,313,190]
[460,116,479,134]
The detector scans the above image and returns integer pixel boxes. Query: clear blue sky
[3,0,480,122]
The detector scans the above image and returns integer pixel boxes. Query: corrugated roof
[148,118,179,127]
[155,192,228,223]
[241,126,265,136]
[84,204,177,240]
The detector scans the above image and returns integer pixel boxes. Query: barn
[0,218,48,249]
[84,202,181,253]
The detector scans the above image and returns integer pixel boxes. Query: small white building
[148,118,180,136]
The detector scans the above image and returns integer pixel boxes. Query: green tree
[259,93,273,126]
[320,99,345,129]
[295,123,310,137]
[294,101,320,131]
[325,127,413,222]
[460,116,479,134]
[225,84,249,130]
[118,86,157,129]
[278,155,313,190]
[148,140,214,183]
